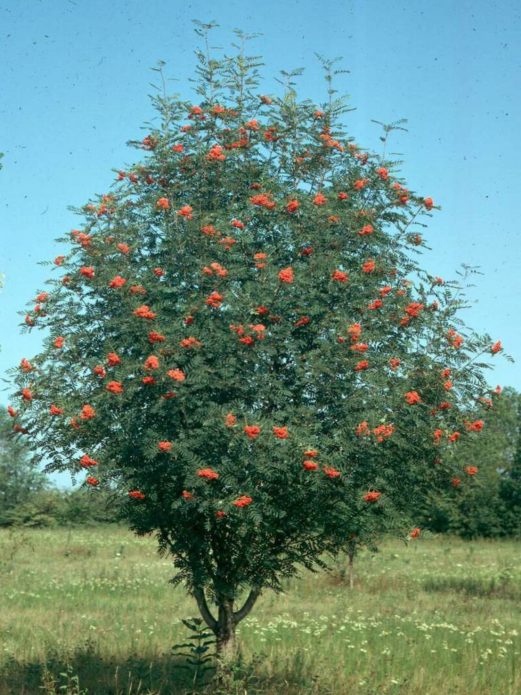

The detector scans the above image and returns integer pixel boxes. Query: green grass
[0,527,520,694]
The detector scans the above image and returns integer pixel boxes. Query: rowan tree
[7,28,504,652]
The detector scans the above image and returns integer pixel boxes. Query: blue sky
[1,0,520,483]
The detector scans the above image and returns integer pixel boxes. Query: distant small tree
[335,512,390,590]
[0,410,48,525]
[8,27,504,653]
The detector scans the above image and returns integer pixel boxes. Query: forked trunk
[192,585,261,658]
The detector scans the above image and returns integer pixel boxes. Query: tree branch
[193,586,218,632]
[233,587,261,624]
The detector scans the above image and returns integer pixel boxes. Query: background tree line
[0,409,119,526]
[416,386,521,538]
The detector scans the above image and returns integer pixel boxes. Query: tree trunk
[348,551,355,589]
[347,542,356,589]
[216,597,236,657]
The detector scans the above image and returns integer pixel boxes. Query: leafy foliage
[171,617,216,686]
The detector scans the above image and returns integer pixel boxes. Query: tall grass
[0,527,519,694]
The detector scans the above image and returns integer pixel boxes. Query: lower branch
[233,587,261,624]
[193,586,218,633]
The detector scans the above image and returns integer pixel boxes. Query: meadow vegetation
[0,527,519,694]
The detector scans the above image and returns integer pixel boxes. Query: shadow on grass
[0,649,211,695]
[421,575,521,600]
[0,646,324,695]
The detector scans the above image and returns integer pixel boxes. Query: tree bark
[348,552,354,589]
[215,588,261,656]
[216,597,236,657]
[234,587,261,623]
[193,586,217,633]
[347,545,356,589]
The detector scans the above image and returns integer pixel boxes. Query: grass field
[0,527,520,694]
